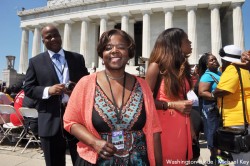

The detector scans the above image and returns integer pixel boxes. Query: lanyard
[105,70,126,124]
[52,61,66,76]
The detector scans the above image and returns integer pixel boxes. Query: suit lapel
[64,50,72,80]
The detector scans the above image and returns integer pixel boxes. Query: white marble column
[232,2,245,51]
[163,7,174,29]
[63,20,74,51]
[187,6,197,64]
[32,26,41,57]
[99,16,109,36]
[209,3,222,60]
[142,10,152,70]
[121,12,130,32]
[80,18,89,66]
[99,15,109,68]
[129,19,135,66]
[107,21,115,30]
[128,19,135,39]
[19,27,29,74]
[90,23,98,69]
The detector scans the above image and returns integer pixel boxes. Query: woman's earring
[102,60,104,65]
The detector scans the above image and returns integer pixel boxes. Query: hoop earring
[102,60,104,65]
[127,60,130,65]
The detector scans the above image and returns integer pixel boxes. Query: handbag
[214,66,250,153]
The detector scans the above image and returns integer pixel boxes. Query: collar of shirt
[48,49,65,63]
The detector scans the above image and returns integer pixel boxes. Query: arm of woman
[198,82,215,100]
[145,62,159,91]
[153,132,163,166]
[70,123,117,159]
[233,50,250,71]
[212,88,231,98]
[145,62,167,110]
[63,75,117,159]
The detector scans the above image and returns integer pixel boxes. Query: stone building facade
[17,0,245,75]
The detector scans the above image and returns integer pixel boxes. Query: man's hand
[48,84,65,96]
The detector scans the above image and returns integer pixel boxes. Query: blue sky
[0,0,249,81]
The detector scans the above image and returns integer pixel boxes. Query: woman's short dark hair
[97,29,135,58]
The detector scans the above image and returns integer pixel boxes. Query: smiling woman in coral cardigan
[64,29,162,166]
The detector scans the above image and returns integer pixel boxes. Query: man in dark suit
[24,25,89,166]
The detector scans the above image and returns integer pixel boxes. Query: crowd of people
[1,24,250,166]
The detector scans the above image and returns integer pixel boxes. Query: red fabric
[10,90,24,126]
[191,75,198,86]
[157,79,193,166]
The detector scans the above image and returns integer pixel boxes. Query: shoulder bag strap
[208,73,219,84]
[220,97,224,126]
[234,65,248,130]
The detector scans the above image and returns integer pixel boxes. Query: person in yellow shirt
[213,45,250,165]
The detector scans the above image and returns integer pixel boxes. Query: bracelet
[162,102,173,110]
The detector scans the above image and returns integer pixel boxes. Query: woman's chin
[106,65,125,71]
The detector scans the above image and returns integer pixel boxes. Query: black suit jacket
[24,50,89,137]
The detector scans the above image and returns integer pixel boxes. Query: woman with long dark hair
[146,28,193,165]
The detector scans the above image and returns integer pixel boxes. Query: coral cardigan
[64,73,162,165]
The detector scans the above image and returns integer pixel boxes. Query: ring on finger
[103,151,108,155]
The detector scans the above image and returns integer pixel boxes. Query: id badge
[112,130,125,150]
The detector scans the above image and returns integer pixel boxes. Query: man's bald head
[41,25,62,53]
